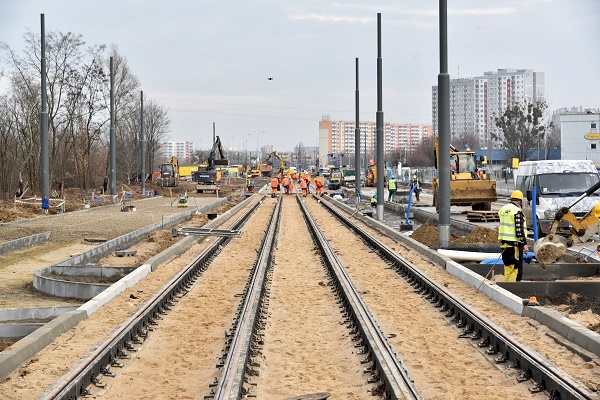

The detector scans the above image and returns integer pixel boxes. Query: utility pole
[438,0,451,247]
[40,14,49,213]
[140,91,145,195]
[109,57,116,203]
[376,13,385,221]
[354,57,361,197]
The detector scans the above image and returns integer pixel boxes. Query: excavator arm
[534,180,600,268]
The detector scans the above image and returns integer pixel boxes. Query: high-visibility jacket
[498,203,528,243]
[271,177,279,188]
[300,179,308,188]
[282,177,289,186]
[388,179,396,190]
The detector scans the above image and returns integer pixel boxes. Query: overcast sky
[1,0,599,152]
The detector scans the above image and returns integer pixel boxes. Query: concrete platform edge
[0,310,87,381]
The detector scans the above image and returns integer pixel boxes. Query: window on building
[592,122,597,129]
[592,144,597,150]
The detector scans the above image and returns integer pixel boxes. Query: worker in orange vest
[282,175,290,194]
[300,177,308,197]
[271,176,279,198]
[289,176,295,194]
[314,177,323,196]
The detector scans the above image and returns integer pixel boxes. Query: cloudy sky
[1,0,598,152]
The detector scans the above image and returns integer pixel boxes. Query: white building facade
[559,109,600,166]
[162,141,194,160]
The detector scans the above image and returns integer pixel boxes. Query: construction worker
[370,193,377,206]
[387,175,397,202]
[314,177,324,196]
[304,173,312,193]
[412,175,421,202]
[498,190,529,282]
[282,175,290,194]
[245,174,252,193]
[270,176,279,198]
[300,177,308,197]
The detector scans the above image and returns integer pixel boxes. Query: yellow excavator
[265,151,294,176]
[534,181,600,268]
[432,138,497,210]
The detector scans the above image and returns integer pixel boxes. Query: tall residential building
[432,68,545,146]
[162,141,194,160]
[318,117,432,166]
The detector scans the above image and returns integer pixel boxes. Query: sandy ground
[0,192,598,398]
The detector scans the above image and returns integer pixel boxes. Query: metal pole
[40,14,49,213]
[109,57,116,203]
[354,57,361,197]
[438,0,451,248]
[140,91,146,195]
[376,13,385,221]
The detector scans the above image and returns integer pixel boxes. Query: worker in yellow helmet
[497,190,529,282]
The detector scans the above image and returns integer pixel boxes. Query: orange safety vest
[300,179,308,189]
[271,178,279,188]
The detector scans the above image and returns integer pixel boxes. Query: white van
[515,160,600,235]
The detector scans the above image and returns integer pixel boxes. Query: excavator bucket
[213,159,229,166]
[534,235,568,269]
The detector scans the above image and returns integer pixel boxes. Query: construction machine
[534,181,600,268]
[432,138,497,211]
[327,166,342,190]
[194,136,228,193]
[265,151,294,176]
[156,156,179,187]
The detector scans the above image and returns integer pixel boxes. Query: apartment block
[432,68,545,146]
[318,117,432,163]
[162,141,194,160]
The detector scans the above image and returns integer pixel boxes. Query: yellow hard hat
[413,175,417,179]
[594,202,600,218]
[511,190,523,201]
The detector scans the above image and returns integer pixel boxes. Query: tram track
[310,195,597,399]
[3,193,598,399]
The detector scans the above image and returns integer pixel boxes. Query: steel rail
[298,196,421,400]
[38,196,265,400]
[317,196,597,400]
[210,196,282,399]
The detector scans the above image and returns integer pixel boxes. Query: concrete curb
[0,310,87,381]
[0,195,258,382]
[0,232,51,254]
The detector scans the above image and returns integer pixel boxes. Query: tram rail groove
[38,196,266,400]
[299,196,421,400]
[316,195,598,400]
[209,196,282,399]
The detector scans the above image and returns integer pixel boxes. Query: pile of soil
[411,222,499,249]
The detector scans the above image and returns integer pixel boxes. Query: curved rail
[38,196,266,400]
[317,196,597,400]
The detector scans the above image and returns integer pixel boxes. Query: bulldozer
[432,138,496,210]
[534,181,600,268]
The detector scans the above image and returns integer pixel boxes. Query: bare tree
[493,100,551,162]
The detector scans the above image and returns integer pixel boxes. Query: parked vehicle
[515,159,600,235]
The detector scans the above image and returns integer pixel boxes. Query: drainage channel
[37,196,265,400]
[316,196,597,400]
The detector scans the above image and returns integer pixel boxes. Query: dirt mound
[411,222,498,248]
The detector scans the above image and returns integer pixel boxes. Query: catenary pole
[109,57,116,202]
[354,58,360,197]
[376,13,384,221]
[140,91,146,195]
[438,0,451,247]
[40,14,49,213]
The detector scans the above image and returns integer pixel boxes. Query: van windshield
[537,173,600,195]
